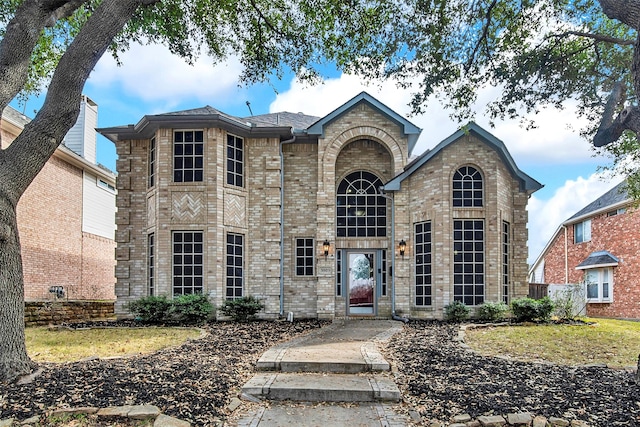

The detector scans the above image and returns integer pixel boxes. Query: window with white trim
[585,268,613,303]
[226,134,244,187]
[415,221,432,306]
[226,233,244,299]
[453,219,485,306]
[174,130,204,182]
[172,231,204,295]
[295,238,314,276]
[574,219,591,243]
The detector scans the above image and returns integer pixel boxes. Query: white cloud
[270,73,597,165]
[527,173,624,264]
[89,43,242,111]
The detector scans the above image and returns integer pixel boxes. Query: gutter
[279,134,297,317]
[563,225,568,284]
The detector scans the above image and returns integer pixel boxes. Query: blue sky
[11,42,625,265]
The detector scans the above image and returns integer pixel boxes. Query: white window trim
[584,267,613,303]
[574,219,591,244]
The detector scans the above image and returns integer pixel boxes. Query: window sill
[587,300,613,304]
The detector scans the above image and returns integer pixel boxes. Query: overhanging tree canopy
[1,0,638,382]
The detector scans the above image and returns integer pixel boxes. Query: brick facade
[102,93,539,320]
[1,107,116,303]
[536,204,640,319]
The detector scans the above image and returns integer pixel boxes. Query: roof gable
[305,92,422,153]
[383,122,542,193]
[576,250,619,270]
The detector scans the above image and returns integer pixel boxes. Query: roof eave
[562,199,632,225]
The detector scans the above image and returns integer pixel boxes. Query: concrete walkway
[234,319,416,427]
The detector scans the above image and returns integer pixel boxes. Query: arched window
[336,171,386,237]
[453,166,483,207]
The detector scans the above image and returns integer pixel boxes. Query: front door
[347,252,375,315]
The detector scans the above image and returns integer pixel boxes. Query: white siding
[82,171,116,239]
[64,96,98,164]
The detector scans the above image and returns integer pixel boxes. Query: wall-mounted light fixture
[323,240,331,258]
[399,239,407,257]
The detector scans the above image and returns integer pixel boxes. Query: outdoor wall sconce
[323,240,331,258]
[399,240,407,257]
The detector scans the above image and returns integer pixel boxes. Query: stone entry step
[241,373,401,402]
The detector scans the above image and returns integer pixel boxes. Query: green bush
[129,295,172,324]
[444,300,470,322]
[171,293,213,325]
[511,297,555,322]
[477,301,509,322]
[219,296,265,322]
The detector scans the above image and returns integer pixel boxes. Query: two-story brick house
[99,92,541,319]
[529,181,639,319]
[1,97,117,302]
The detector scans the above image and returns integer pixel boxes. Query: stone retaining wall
[24,301,115,326]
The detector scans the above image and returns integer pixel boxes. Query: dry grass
[463,318,640,368]
[26,326,202,363]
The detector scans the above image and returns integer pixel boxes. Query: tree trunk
[0,195,35,382]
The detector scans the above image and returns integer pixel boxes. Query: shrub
[129,295,172,324]
[171,293,214,325]
[511,296,555,322]
[477,301,509,322]
[219,296,265,322]
[444,300,470,322]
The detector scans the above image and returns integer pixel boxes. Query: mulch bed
[1,320,327,426]
[1,320,639,426]
[384,321,640,426]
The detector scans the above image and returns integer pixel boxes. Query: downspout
[279,134,296,317]
[379,189,408,323]
[563,225,568,284]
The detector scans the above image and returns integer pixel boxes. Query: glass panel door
[348,252,375,315]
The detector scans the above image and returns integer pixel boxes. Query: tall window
[148,233,155,296]
[148,137,156,188]
[585,268,613,303]
[226,233,244,299]
[453,166,483,207]
[227,134,244,187]
[415,221,432,306]
[453,220,485,306]
[336,250,343,297]
[295,238,314,276]
[380,250,387,297]
[574,219,591,243]
[502,221,510,304]
[174,130,204,182]
[172,231,204,295]
[336,171,386,237]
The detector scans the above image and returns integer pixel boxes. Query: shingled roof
[576,251,619,270]
[246,112,320,129]
[567,180,629,222]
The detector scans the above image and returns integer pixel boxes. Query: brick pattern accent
[542,208,640,318]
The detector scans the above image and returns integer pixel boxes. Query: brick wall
[24,301,115,325]
[542,208,640,319]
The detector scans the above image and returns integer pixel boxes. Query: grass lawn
[463,318,640,368]
[26,326,202,363]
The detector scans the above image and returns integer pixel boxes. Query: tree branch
[559,30,635,46]
[465,0,498,73]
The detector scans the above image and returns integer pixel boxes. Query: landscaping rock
[127,404,160,419]
[477,415,506,426]
[0,418,14,427]
[452,413,472,422]
[533,416,548,427]
[20,415,40,425]
[549,417,570,426]
[154,413,191,427]
[507,412,533,425]
[97,405,134,417]
[51,406,99,416]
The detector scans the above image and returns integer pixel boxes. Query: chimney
[63,95,98,164]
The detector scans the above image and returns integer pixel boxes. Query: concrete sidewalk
[233,319,416,427]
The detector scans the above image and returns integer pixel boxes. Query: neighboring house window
[574,219,591,243]
[607,208,626,217]
[415,221,432,306]
[226,134,244,187]
[174,130,204,182]
[502,221,510,304]
[336,171,386,237]
[226,233,244,299]
[453,219,485,306]
[148,137,156,188]
[453,166,483,207]
[97,179,116,193]
[295,238,314,276]
[172,231,204,295]
[148,233,155,296]
[336,250,343,297]
[585,268,613,303]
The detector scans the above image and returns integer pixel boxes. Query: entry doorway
[347,252,376,315]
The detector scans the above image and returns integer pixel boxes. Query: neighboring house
[1,96,117,301]
[98,92,541,319]
[529,180,640,319]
